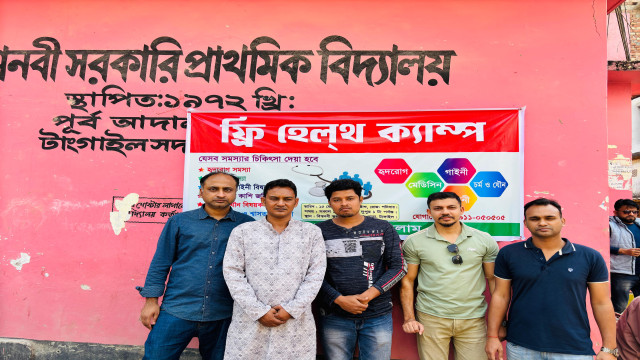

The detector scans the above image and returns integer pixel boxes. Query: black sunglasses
[622,210,639,215]
[447,244,463,265]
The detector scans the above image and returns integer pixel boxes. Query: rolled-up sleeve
[138,216,179,297]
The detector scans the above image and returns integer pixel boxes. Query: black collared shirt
[494,238,608,355]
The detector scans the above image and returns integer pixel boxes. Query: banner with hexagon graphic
[184,109,524,241]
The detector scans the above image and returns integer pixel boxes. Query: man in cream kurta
[223,179,326,359]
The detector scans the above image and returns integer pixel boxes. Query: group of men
[137,171,620,360]
[138,172,406,360]
[402,194,616,360]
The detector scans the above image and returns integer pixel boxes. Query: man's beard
[618,215,636,224]
[209,201,231,209]
[438,220,456,227]
[338,212,356,218]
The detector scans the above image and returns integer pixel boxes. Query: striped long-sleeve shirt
[316,216,407,319]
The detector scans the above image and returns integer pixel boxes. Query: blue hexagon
[437,158,476,184]
[470,171,508,197]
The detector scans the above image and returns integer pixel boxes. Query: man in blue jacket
[316,179,406,360]
[610,198,640,314]
[137,171,254,360]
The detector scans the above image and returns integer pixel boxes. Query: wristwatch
[600,347,619,357]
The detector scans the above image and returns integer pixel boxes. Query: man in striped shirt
[316,179,407,360]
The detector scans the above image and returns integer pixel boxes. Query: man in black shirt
[315,179,406,360]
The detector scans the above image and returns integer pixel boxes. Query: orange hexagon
[443,185,478,211]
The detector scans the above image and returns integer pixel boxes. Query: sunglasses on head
[622,210,639,215]
[447,244,463,265]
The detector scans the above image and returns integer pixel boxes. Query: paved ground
[0,338,200,360]
[0,338,334,359]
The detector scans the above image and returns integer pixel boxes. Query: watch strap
[600,347,619,357]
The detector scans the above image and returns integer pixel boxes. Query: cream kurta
[222,218,326,360]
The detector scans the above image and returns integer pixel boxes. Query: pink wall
[0,0,609,358]
[607,11,629,61]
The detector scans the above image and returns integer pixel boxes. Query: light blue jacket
[610,215,640,275]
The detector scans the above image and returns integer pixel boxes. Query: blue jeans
[319,312,392,360]
[611,273,640,314]
[143,311,231,360]
[506,342,593,360]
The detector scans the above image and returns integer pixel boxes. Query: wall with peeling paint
[607,82,634,203]
[0,1,610,358]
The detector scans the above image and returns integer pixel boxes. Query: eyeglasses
[622,210,639,215]
[447,244,463,265]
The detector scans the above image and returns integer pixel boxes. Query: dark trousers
[611,273,640,314]
[143,311,231,360]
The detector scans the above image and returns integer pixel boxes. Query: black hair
[427,192,461,208]
[324,179,362,200]
[524,198,562,218]
[614,199,640,211]
[199,171,240,188]
[263,179,297,197]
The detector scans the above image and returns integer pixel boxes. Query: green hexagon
[405,172,444,197]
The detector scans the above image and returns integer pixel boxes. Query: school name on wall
[0,36,456,87]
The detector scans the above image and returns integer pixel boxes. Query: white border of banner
[184,108,525,241]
